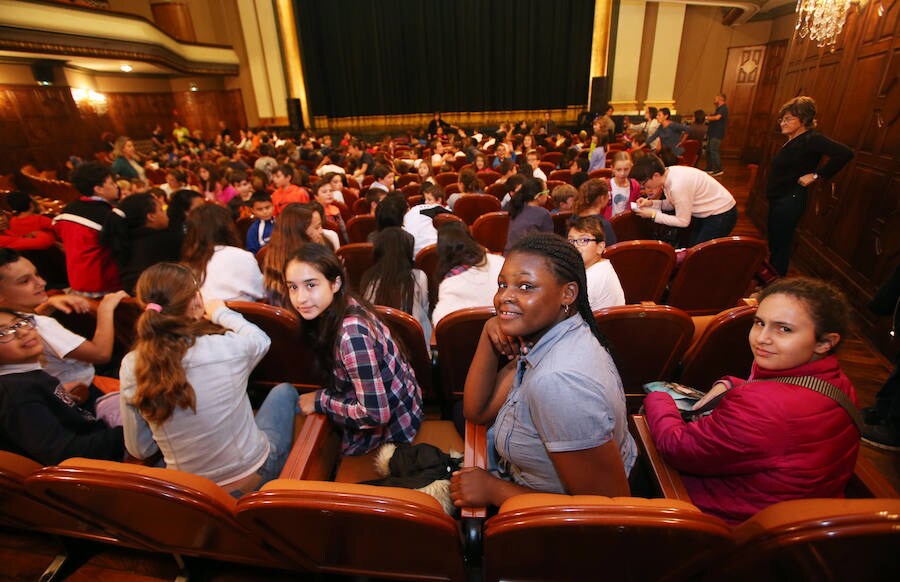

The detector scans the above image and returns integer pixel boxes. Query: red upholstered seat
[666,236,767,315]
[602,240,676,303]
[471,211,509,253]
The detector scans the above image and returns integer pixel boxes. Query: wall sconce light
[71,87,108,114]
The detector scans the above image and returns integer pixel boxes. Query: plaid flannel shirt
[315,300,424,455]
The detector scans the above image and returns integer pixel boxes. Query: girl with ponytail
[119,262,298,496]
[504,176,553,254]
[449,232,636,509]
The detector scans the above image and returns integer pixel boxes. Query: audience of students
[3,119,877,538]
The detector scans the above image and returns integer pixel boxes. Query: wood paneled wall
[747,2,899,354]
[0,85,247,176]
[720,44,767,159]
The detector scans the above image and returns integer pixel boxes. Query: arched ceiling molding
[0,0,239,75]
[648,0,767,25]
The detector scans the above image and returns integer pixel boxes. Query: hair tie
[145,303,163,313]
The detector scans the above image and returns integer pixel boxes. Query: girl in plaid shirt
[290,244,424,455]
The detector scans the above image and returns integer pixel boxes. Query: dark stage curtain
[293,0,595,118]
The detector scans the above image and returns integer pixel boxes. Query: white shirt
[315,164,346,177]
[34,315,94,386]
[201,245,265,302]
[120,307,271,486]
[432,253,505,326]
[403,204,446,256]
[364,269,431,350]
[648,166,736,228]
[585,260,626,312]
[532,167,547,183]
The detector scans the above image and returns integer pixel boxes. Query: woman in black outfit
[766,96,853,275]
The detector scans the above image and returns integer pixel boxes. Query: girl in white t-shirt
[181,204,264,302]
[567,216,625,311]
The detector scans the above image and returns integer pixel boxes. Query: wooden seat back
[434,307,496,400]
[226,301,323,389]
[454,194,501,225]
[714,498,900,581]
[335,242,375,292]
[471,211,509,253]
[593,305,694,404]
[346,214,376,243]
[237,480,465,581]
[602,240,676,303]
[26,459,296,570]
[678,304,757,390]
[666,236,767,315]
[0,451,117,543]
[374,306,433,400]
[483,494,733,582]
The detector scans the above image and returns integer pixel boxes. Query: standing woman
[120,263,297,496]
[450,233,636,508]
[766,97,853,275]
[287,244,424,455]
[181,204,264,302]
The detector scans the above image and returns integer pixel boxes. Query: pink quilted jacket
[645,355,859,524]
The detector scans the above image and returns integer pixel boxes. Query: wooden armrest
[740,296,758,307]
[639,301,657,307]
[847,454,898,498]
[461,420,487,519]
[629,414,692,501]
[279,413,341,481]
[461,419,487,566]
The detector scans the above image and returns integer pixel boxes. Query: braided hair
[508,232,610,350]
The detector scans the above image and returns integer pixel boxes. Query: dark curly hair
[757,277,849,351]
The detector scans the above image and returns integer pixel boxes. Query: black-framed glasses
[0,315,36,344]
[568,237,598,247]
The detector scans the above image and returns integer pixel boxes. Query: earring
[562,304,571,316]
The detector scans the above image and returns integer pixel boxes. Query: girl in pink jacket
[645,277,859,524]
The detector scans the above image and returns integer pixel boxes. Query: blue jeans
[707,137,722,172]
[690,206,738,246]
[253,382,299,487]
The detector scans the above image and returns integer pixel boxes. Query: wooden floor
[1,159,898,581]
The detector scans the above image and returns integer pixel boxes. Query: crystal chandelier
[795,0,861,48]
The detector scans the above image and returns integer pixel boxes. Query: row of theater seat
[2,412,896,581]
[50,295,756,414]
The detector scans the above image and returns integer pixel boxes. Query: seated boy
[0,192,57,251]
[0,249,127,399]
[0,307,124,465]
[550,184,577,215]
[246,192,275,254]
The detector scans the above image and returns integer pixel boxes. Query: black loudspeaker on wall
[287,98,304,131]
[589,76,610,113]
[31,62,56,86]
